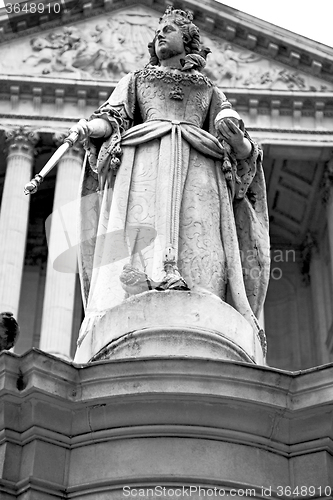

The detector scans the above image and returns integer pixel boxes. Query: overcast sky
[217,0,332,47]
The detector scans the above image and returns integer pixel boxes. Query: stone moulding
[75,290,265,365]
[91,327,256,364]
[0,350,333,498]
[1,1,332,87]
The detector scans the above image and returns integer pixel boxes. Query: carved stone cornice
[4,126,40,158]
[0,0,332,84]
[1,75,333,122]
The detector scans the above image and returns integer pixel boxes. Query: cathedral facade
[0,1,333,497]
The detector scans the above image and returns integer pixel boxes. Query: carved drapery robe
[76,66,270,350]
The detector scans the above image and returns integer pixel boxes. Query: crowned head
[148,6,207,67]
[160,6,194,24]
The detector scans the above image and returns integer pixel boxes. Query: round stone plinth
[91,327,255,363]
[74,290,265,364]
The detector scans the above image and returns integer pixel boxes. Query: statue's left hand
[216,118,251,159]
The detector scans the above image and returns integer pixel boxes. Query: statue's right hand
[69,118,90,141]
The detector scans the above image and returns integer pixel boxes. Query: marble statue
[72,7,270,360]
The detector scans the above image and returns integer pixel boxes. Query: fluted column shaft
[327,203,333,287]
[320,158,333,360]
[0,128,38,316]
[39,140,83,359]
[310,253,330,364]
[324,160,333,295]
[321,193,333,360]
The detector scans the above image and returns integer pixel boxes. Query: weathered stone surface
[76,290,264,364]
[0,127,39,317]
[0,7,331,92]
[0,350,332,498]
[73,8,270,366]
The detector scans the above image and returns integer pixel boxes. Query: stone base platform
[75,290,265,364]
[1,350,333,499]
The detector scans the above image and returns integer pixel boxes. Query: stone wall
[0,350,332,499]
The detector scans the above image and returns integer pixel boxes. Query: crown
[160,6,194,23]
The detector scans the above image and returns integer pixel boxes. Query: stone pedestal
[0,349,333,499]
[75,290,265,365]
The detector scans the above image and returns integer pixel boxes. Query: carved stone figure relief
[20,11,156,80]
[0,6,331,91]
[200,35,329,91]
[201,38,261,87]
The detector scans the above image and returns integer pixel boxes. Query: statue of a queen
[72,7,270,362]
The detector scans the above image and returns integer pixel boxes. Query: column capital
[4,126,39,157]
[53,130,69,147]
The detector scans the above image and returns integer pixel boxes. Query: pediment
[0,5,331,92]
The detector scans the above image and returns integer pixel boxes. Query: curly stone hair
[147,7,210,71]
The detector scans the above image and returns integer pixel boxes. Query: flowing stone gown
[75,65,270,358]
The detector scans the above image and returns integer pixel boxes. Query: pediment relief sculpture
[0,7,331,91]
[2,10,156,81]
[201,35,331,91]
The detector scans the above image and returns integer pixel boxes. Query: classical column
[324,159,333,282]
[310,252,330,364]
[39,135,83,360]
[299,231,329,365]
[321,158,333,360]
[0,127,39,316]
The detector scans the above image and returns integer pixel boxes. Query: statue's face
[154,21,185,61]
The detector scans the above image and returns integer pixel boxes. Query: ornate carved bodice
[136,67,214,128]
